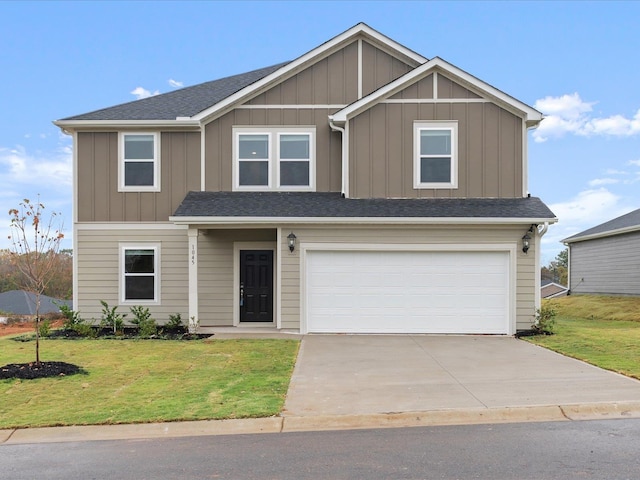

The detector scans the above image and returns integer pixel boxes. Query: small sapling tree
[8,197,64,365]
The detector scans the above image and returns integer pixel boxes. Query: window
[120,245,159,303]
[234,128,315,191]
[414,122,457,189]
[119,133,160,191]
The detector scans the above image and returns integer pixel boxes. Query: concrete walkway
[3,335,640,444]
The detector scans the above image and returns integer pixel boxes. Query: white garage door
[305,250,510,334]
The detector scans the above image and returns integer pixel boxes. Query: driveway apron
[282,335,640,417]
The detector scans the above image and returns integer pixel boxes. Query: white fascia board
[169,216,558,226]
[53,119,201,131]
[331,57,543,125]
[562,224,640,244]
[191,23,426,124]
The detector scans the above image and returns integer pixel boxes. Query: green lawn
[525,295,640,380]
[0,337,299,429]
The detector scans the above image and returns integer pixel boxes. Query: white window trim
[119,243,160,305]
[233,127,316,192]
[413,121,458,189]
[118,132,161,192]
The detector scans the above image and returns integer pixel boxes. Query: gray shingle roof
[0,290,71,316]
[563,207,640,242]
[172,192,556,220]
[60,62,290,121]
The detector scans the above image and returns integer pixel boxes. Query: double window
[119,133,160,192]
[120,245,159,304]
[414,122,458,189]
[234,128,315,191]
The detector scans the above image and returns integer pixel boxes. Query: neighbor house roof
[171,192,557,225]
[0,290,71,316]
[541,282,568,299]
[563,207,640,243]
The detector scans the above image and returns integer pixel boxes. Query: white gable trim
[331,57,543,126]
[563,224,640,244]
[191,23,427,124]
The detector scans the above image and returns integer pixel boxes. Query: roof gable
[330,57,543,126]
[191,23,426,124]
[55,23,426,129]
[563,207,640,243]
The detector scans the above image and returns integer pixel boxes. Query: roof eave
[170,215,558,226]
[53,119,202,132]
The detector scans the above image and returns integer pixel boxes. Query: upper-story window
[233,127,315,191]
[119,132,160,192]
[413,121,458,189]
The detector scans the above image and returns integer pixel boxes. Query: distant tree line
[0,248,72,299]
[541,248,568,286]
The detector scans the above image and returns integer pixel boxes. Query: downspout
[534,222,549,314]
[328,116,347,198]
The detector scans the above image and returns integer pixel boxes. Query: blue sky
[1,0,639,264]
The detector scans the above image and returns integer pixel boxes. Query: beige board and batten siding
[279,225,536,332]
[204,108,342,192]
[350,75,523,199]
[197,229,277,326]
[569,231,640,295]
[75,227,189,323]
[76,132,201,222]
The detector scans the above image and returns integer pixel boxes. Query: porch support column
[188,227,199,333]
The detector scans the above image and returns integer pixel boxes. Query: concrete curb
[3,402,640,445]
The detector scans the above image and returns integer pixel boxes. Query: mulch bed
[0,361,85,380]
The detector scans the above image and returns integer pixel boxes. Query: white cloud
[627,159,640,166]
[168,79,183,88]
[542,188,635,256]
[533,93,640,142]
[0,141,73,249]
[130,87,160,99]
[588,178,618,186]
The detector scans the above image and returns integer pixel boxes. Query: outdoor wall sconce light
[287,232,297,253]
[522,226,534,254]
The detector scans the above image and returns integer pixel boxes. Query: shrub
[38,319,51,338]
[100,300,126,334]
[533,304,556,334]
[165,313,184,331]
[130,305,157,337]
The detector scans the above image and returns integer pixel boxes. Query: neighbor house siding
[75,226,189,322]
[569,231,640,296]
[76,132,201,222]
[349,100,523,198]
[278,224,536,331]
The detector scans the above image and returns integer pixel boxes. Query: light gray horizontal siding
[75,226,189,324]
[569,231,640,295]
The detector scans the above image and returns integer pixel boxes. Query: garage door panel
[306,250,510,334]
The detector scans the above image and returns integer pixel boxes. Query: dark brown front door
[240,250,273,322]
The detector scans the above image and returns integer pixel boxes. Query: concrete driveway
[282,335,640,417]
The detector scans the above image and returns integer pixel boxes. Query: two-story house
[54,23,556,335]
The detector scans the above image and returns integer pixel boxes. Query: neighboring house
[541,282,568,299]
[0,290,72,316]
[563,208,640,296]
[54,23,556,335]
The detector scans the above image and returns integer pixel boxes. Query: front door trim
[233,242,277,327]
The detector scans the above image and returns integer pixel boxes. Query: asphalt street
[2,419,640,479]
